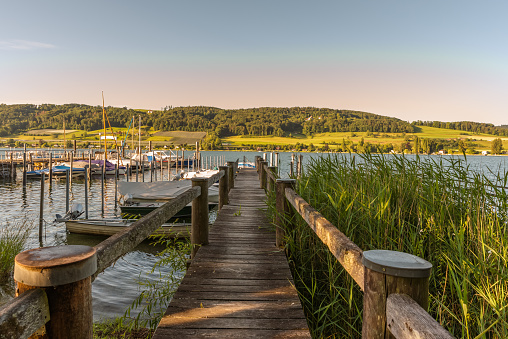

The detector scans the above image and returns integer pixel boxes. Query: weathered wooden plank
[164,301,306,319]
[155,169,309,338]
[0,289,49,339]
[153,328,311,338]
[178,278,294,287]
[183,268,293,280]
[158,317,309,330]
[386,294,454,339]
[172,291,298,302]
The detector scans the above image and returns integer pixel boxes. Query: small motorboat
[64,218,191,238]
[26,165,86,179]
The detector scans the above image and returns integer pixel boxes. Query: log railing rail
[0,161,236,339]
[255,156,453,339]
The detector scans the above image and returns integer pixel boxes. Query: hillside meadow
[2,125,507,153]
[223,126,508,152]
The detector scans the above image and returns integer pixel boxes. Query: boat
[182,169,219,180]
[65,218,191,238]
[118,180,219,222]
[26,165,86,179]
[120,201,217,223]
[131,150,194,168]
[58,159,126,175]
[118,180,219,203]
[95,151,133,169]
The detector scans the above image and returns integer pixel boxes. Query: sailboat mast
[102,92,107,162]
[138,115,141,167]
[63,118,66,155]
[131,115,134,152]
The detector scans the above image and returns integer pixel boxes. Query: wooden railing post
[361,250,432,338]
[260,161,268,190]
[227,161,235,190]
[255,156,261,173]
[218,166,229,209]
[191,177,208,258]
[267,166,277,192]
[275,179,296,247]
[14,245,97,338]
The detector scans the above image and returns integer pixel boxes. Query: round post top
[362,250,432,278]
[191,177,209,182]
[14,245,97,287]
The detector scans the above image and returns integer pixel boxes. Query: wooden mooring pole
[49,152,53,186]
[39,172,45,245]
[191,177,209,258]
[84,165,89,219]
[218,165,229,210]
[361,250,432,338]
[22,152,27,187]
[65,170,70,213]
[260,161,268,190]
[226,161,235,191]
[14,245,97,338]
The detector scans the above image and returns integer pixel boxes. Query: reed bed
[0,218,32,283]
[274,153,507,338]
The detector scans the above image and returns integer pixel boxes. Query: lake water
[0,149,507,322]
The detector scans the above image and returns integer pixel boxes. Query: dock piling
[39,172,45,244]
[191,177,209,258]
[218,165,229,210]
[14,245,97,338]
[362,250,432,338]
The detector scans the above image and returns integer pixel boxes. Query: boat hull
[65,219,191,237]
[120,203,217,223]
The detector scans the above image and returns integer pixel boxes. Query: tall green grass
[273,153,507,338]
[0,218,32,282]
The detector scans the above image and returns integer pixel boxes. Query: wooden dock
[153,168,310,338]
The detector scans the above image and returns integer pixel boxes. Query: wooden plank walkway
[153,168,310,338]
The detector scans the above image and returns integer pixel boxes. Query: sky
[1,1,507,125]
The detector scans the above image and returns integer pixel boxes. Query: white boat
[182,169,219,180]
[118,180,219,204]
[65,218,190,237]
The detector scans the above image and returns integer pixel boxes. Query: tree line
[0,104,415,137]
[413,120,508,137]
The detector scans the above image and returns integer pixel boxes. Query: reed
[118,234,191,336]
[275,153,507,338]
[0,218,32,283]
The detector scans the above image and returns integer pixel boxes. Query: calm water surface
[0,150,506,321]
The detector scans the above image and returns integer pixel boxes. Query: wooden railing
[0,161,238,339]
[255,156,453,339]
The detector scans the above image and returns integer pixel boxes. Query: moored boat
[65,218,191,237]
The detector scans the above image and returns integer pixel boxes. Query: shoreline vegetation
[269,153,507,338]
[0,103,506,154]
[0,218,32,300]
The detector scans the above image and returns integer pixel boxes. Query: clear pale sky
[1,1,507,125]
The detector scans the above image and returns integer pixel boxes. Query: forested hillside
[413,120,508,136]
[0,104,415,137]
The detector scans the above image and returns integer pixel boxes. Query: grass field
[6,126,508,152]
[223,126,508,151]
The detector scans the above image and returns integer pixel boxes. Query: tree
[491,138,503,154]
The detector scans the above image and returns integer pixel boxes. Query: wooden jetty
[153,168,310,338]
